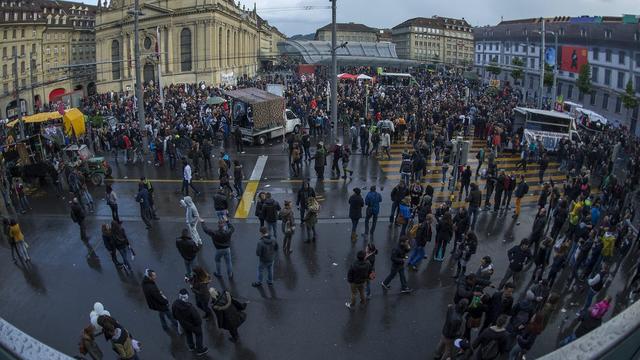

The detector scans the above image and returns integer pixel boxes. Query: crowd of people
[3,62,640,360]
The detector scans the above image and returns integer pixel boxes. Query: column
[166,27,173,74]
[198,21,206,71]
[204,21,212,71]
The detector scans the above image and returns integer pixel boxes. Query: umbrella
[337,73,357,80]
[207,96,227,105]
[357,74,372,80]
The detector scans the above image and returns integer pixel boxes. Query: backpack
[480,339,500,360]
[372,132,380,144]
[589,300,609,319]
[408,222,421,239]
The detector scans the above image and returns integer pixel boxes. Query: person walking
[389,181,408,225]
[180,196,202,245]
[233,160,244,198]
[110,220,133,272]
[172,289,208,355]
[70,197,88,242]
[105,185,119,222]
[202,219,235,279]
[538,153,549,184]
[408,215,433,270]
[252,226,279,287]
[79,325,103,360]
[459,166,472,201]
[475,148,485,178]
[8,219,30,262]
[303,196,320,242]
[466,183,482,229]
[434,212,454,261]
[498,240,532,289]
[106,325,139,360]
[261,193,281,240]
[280,200,295,255]
[102,224,124,269]
[312,142,328,180]
[141,269,180,332]
[189,267,214,320]
[296,180,316,225]
[348,188,364,243]
[434,299,468,360]
[364,185,382,237]
[182,160,200,196]
[210,287,247,343]
[135,183,153,230]
[381,236,413,293]
[471,314,510,360]
[176,228,200,278]
[512,175,529,224]
[346,250,371,309]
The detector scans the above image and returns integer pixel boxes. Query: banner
[559,46,588,73]
[545,47,556,66]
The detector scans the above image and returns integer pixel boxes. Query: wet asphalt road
[0,139,635,360]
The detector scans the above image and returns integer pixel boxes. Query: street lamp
[533,28,559,109]
[127,2,147,151]
[330,0,338,139]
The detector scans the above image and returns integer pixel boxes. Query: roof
[392,16,471,30]
[516,107,574,120]
[316,22,378,34]
[223,88,283,104]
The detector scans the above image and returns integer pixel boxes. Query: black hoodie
[171,299,202,333]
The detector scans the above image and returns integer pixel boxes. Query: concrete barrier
[0,318,73,360]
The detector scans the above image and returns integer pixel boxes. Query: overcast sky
[90,0,637,36]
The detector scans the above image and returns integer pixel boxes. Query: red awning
[48,88,66,102]
[337,73,357,80]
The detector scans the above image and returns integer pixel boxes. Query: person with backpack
[296,180,316,225]
[172,289,208,356]
[210,287,247,343]
[261,192,281,240]
[176,228,199,277]
[78,325,103,360]
[454,232,478,278]
[400,153,412,185]
[280,200,296,255]
[70,197,88,242]
[435,299,469,360]
[141,269,180,331]
[364,185,382,237]
[389,181,408,226]
[512,175,529,224]
[580,262,609,316]
[380,236,413,293]
[304,196,320,242]
[345,250,372,309]
[560,296,611,346]
[312,142,328,180]
[472,314,509,360]
[107,325,139,360]
[408,214,433,270]
[252,226,279,287]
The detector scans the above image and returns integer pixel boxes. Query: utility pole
[330,0,338,139]
[538,18,545,109]
[13,53,25,139]
[131,0,147,150]
[29,52,35,114]
[552,31,558,105]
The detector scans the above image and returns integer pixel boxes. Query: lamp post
[330,0,338,139]
[538,18,545,109]
[128,0,147,151]
[534,26,559,110]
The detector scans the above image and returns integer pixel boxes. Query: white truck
[225,88,301,145]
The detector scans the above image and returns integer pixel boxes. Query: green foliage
[510,57,524,83]
[487,62,501,78]
[621,80,639,117]
[87,115,104,128]
[543,63,554,87]
[576,64,593,96]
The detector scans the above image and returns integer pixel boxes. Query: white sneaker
[345,302,353,309]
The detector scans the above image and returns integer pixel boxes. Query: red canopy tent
[337,73,357,80]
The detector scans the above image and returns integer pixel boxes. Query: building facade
[0,0,96,119]
[392,16,473,67]
[257,16,286,69]
[315,22,379,43]
[96,0,281,93]
[474,16,640,132]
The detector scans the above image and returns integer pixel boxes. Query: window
[1,48,5,58]
[567,84,574,99]
[604,29,612,39]
[557,83,563,96]
[20,29,24,38]
[2,64,6,77]
[615,96,622,113]
[636,53,640,67]
[12,29,16,39]
[530,58,535,69]
[636,75,640,93]
[590,92,597,105]
[180,28,192,72]
[20,61,24,73]
[111,39,121,80]
[604,69,611,86]
[31,43,35,54]
[20,45,24,55]
[2,31,5,40]
[593,48,599,61]
[592,66,598,82]
[602,93,609,110]
[605,49,611,62]
[617,72,625,88]
[619,51,625,65]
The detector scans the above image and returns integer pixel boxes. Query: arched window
[111,39,120,80]
[180,28,192,72]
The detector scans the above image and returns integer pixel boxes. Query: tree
[487,58,501,78]
[543,63,554,88]
[510,57,524,84]
[621,80,639,123]
[576,64,593,97]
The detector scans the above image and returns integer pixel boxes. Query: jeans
[389,201,400,223]
[469,206,479,228]
[499,268,519,288]
[408,246,425,267]
[382,265,408,289]
[215,248,233,276]
[182,179,199,196]
[140,206,152,228]
[184,258,195,276]
[184,328,204,351]
[581,287,598,314]
[234,180,244,197]
[351,218,359,233]
[158,310,178,330]
[78,219,88,242]
[16,241,29,260]
[109,203,120,222]
[117,247,131,269]
[267,221,278,239]
[257,261,274,284]
[365,212,378,234]
[401,173,410,185]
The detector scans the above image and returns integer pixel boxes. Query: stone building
[0,0,96,119]
[392,16,474,67]
[95,0,281,92]
[315,22,379,43]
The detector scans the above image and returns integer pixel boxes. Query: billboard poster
[559,46,588,73]
[545,47,556,66]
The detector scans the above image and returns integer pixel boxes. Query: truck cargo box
[224,88,285,131]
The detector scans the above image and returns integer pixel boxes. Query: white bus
[514,107,581,151]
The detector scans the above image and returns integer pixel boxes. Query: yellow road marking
[234,180,259,218]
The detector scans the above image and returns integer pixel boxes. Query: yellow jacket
[9,224,24,242]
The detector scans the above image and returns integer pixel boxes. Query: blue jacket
[399,203,411,219]
[365,191,382,215]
